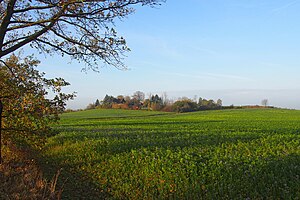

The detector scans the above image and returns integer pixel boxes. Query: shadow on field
[204,154,300,199]
[57,120,225,128]
[49,129,263,157]
[38,157,112,200]
[249,154,300,198]
[79,113,172,120]
[44,117,300,199]
[39,144,300,199]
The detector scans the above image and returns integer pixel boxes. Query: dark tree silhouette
[0,0,164,70]
[0,0,164,162]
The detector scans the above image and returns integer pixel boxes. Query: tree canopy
[0,0,165,70]
[0,54,74,146]
[0,0,165,162]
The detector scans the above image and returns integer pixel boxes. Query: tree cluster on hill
[172,97,222,113]
[87,91,223,113]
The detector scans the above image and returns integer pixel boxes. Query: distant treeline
[85,91,223,113]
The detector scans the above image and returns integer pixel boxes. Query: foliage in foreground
[0,54,74,147]
[43,109,300,199]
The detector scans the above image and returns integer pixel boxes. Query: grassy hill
[41,108,300,199]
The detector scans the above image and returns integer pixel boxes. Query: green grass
[61,109,169,121]
[42,108,300,199]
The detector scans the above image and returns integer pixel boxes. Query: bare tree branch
[0,0,17,50]
[0,0,165,70]
[0,4,68,57]
[14,4,56,13]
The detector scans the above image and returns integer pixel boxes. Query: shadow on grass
[39,145,300,199]
[79,112,173,120]
[47,128,263,159]
[56,120,224,128]
[201,154,300,199]
[38,157,112,200]
[41,125,264,199]
[42,120,299,199]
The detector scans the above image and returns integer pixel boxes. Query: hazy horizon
[64,88,300,110]
[36,1,300,110]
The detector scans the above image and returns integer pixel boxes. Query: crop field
[42,109,300,199]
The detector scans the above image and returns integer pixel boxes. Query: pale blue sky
[37,0,300,109]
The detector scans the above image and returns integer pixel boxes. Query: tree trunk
[0,99,3,164]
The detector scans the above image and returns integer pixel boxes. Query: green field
[42,109,300,199]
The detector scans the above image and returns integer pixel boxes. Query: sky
[37,0,300,109]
